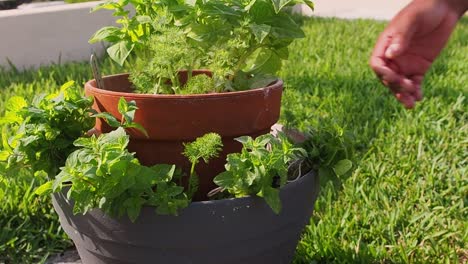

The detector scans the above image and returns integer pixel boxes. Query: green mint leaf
[185,0,196,6]
[99,197,107,208]
[20,135,40,147]
[1,127,12,152]
[124,122,149,138]
[92,112,121,128]
[73,137,94,148]
[97,127,128,146]
[259,186,281,214]
[123,109,136,124]
[150,164,176,182]
[244,0,257,11]
[0,114,21,125]
[117,97,128,116]
[254,134,274,147]
[213,171,236,189]
[234,136,251,144]
[333,159,353,176]
[136,15,152,24]
[59,80,75,93]
[123,197,144,222]
[0,151,9,161]
[118,98,139,124]
[5,96,27,113]
[35,181,53,195]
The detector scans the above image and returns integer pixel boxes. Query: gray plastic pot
[52,170,319,264]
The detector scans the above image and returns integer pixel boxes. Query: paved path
[295,0,411,20]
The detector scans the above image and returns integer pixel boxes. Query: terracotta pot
[53,170,319,264]
[85,71,283,200]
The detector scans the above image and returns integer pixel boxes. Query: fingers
[395,92,416,109]
[370,30,423,109]
[411,75,423,101]
[371,60,423,108]
[390,75,424,109]
[369,1,424,109]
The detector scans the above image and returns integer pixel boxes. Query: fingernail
[400,78,416,92]
[385,44,401,58]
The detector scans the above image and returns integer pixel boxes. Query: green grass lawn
[0,17,467,263]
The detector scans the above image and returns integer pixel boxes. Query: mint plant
[92,97,149,137]
[36,127,190,222]
[0,81,95,177]
[0,80,310,221]
[214,133,307,213]
[90,0,314,94]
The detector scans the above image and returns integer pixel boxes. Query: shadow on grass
[281,71,395,188]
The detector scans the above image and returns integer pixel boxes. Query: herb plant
[182,132,223,198]
[0,81,95,177]
[36,127,190,222]
[0,82,309,220]
[90,0,314,94]
[214,133,307,213]
[92,97,149,137]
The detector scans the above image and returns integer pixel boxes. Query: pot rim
[85,72,284,100]
[166,169,315,210]
[56,170,316,215]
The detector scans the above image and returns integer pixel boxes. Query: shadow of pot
[52,170,319,264]
[84,71,283,200]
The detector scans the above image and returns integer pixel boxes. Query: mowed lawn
[0,17,466,263]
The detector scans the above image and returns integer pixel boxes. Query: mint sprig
[0,81,95,177]
[214,133,307,214]
[39,127,189,222]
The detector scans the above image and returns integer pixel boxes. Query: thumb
[384,30,415,59]
[384,8,419,59]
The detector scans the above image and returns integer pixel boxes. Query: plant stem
[187,161,196,196]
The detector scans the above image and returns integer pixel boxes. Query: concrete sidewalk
[295,0,412,20]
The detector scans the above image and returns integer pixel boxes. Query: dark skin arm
[369,0,467,109]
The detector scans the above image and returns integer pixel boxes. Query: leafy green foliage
[183,132,223,198]
[39,127,189,222]
[180,74,215,95]
[214,133,306,213]
[297,123,354,181]
[2,18,467,263]
[0,81,95,177]
[183,133,224,165]
[130,26,201,94]
[91,0,314,93]
[92,97,149,137]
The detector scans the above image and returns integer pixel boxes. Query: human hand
[370,0,466,108]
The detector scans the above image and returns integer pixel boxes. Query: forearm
[446,0,468,17]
